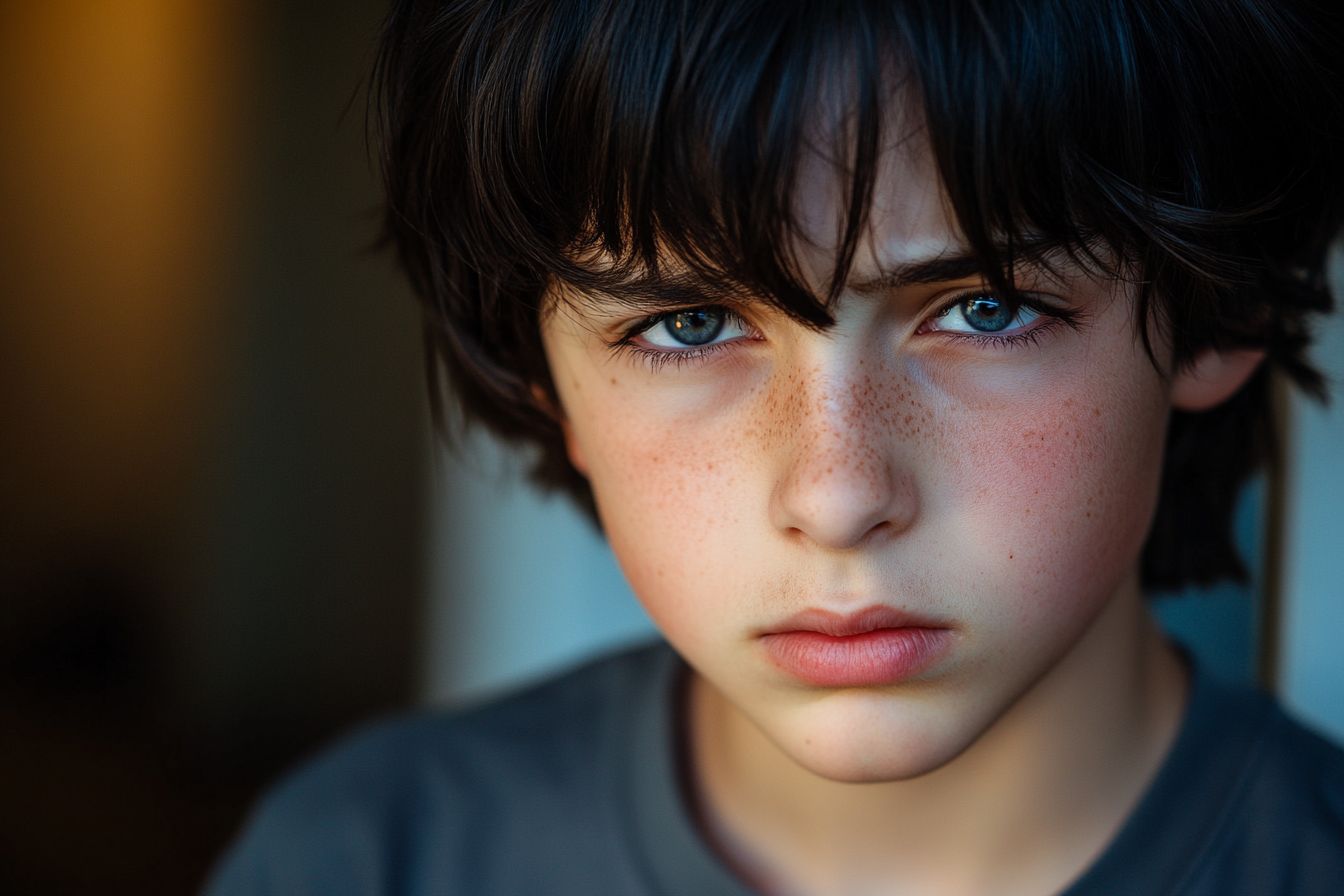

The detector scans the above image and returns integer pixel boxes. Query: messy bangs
[374,0,1343,589]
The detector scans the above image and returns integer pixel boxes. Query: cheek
[575,387,758,640]
[933,365,1168,632]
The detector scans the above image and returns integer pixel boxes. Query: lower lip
[760,627,952,687]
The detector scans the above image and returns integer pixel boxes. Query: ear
[532,382,591,476]
[1169,347,1266,411]
[560,419,590,476]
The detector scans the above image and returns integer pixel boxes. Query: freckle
[610,377,618,385]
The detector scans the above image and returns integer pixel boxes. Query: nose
[769,364,918,551]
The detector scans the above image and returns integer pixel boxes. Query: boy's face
[542,131,1175,783]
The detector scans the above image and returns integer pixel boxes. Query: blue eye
[662,309,725,346]
[630,306,750,355]
[960,295,1013,332]
[931,293,1040,335]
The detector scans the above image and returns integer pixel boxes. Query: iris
[665,309,725,346]
[959,295,1014,332]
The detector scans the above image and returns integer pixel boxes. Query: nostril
[772,470,918,551]
[858,517,906,548]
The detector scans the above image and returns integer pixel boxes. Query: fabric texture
[203,641,1344,896]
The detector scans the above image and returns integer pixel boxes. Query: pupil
[666,309,724,346]
[962,296,1013,332]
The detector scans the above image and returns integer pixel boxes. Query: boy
[206,0,1344,893]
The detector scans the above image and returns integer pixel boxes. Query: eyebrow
[573,239,1067,310]
[845,253,986,293]
[586,255,987,309]
[847,237,1075,294]
[578,274,730,310]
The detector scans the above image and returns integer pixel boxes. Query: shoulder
[202,640,676,896]
[1182,678,1344,895]
[1070,670,1344,896]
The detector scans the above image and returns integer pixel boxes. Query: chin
[767,690,988,784]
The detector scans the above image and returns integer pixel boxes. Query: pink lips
[759,606,952,687]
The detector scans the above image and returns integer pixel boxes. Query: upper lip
[763,605,948,637]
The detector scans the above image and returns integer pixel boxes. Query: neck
[686,577,1188,896]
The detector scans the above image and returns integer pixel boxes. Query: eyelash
[609,292,1079,370]
[942,320,1063,350]
[925,290,1080,349]
[608,309,748,372]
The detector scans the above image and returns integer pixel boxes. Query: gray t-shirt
[204,641,1344,895]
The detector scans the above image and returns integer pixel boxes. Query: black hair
[373,0,1344,591]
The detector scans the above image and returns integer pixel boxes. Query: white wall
[422,429,656,705]
[1279,247,1344,743]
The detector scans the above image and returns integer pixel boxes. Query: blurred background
[0,3,1339,895]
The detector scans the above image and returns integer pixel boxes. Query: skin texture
[540,129,1261,895]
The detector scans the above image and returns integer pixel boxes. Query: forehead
[790,113,966,291]
[561,115,979,309]
[574,179,1085,328]
[556,79,1098,319]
